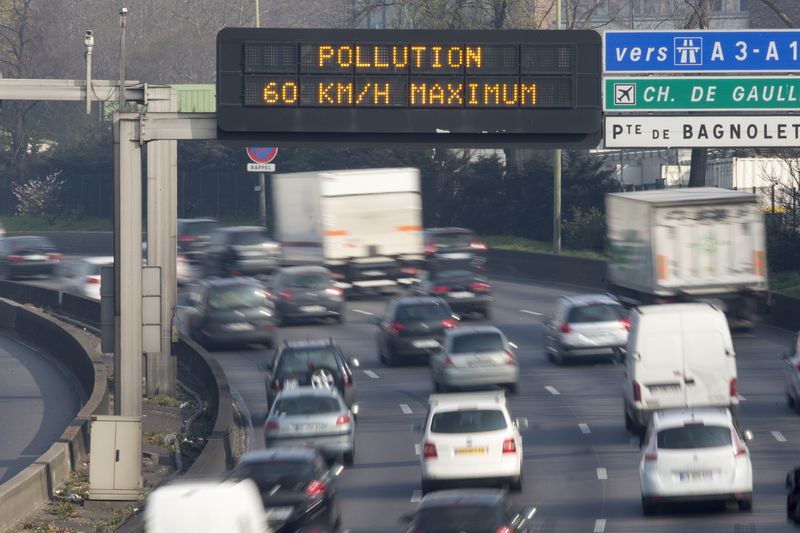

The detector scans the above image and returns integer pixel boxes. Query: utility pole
[255,0,267,228]
[118,8,127,110]
[552,0,562,254]
[84,31,94,115]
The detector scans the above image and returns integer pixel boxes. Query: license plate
[265,506,293,520]
[449,291,474,299]
[468,358,492,367]
[413,339,440,348]
[224,322,254,331]
[677,471,714,482]
[294,423,325,431]
[363,270,385,276]
[284,379,299,389]
[300,305,326,313]
[455,447,488,456]
[25,255,47,261]
[648,384,681,394]
[442,252,470,259]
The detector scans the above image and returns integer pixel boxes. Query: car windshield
[9,237,53,252]
[567,303,624,323]
[284,272,330,289]
[180,221,216,237]
[396,303,450,322]
[88,262,112,276]
[232,230,269,245]
[229,460,314,491]
[431,232,473,249]
[207,284,267,310]
[432,270,474,281]
[279,348,339,375]
[272,395,341,416]
[430,409,507,434]
[451,333,504,354]
[657,425,732,449]
[415,505,499,531]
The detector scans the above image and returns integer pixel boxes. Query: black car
[374,296,458,366]
[424,227,488,273]
[788,466,800,522]
[177,217,217,263]
[204,226,280,276]
[0,236,61,278]
[401,489,536,533]
[413,269,493,319]
[227,448,342,533]
[270,266,344,325]
[266,339,359,412]
[183,277,276,349]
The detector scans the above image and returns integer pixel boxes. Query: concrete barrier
[487,248,607,289]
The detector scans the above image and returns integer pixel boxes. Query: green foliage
[54,502,74,519]
[483,235,606,259]
[562,207,606,253]
[1,216,110,231]
[147,395,183,408]
[771,271,800,298]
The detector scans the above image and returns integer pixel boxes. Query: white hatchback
[416,391,527,495]
[639,408,753,515]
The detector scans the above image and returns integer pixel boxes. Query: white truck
[272,167,424,293]
[606,187,768,329]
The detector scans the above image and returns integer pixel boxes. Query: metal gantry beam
[0,78,142,102]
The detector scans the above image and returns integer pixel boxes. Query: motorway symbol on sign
[246,146,278,164]
[605,115,800,148]
[605,30,800,72]
[604,77,800,111]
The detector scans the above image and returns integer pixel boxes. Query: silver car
[543,294,629,365]
[784,331,800,412]
[264,387,355,464]
[431,326,519,394]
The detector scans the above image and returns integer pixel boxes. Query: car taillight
[795,361,800,372]
[47,252,62,261]
[620,318,630,331]
[278,290,293,301]
[271,379,281,392]
[442,356,454,368]
[325,286,343,297]
[178,235,196,243]
[423,442,437,459]
[441,319,457,329]
[495,527,517,533]
[305,480,326,497]
[504,351,517,365]
[470,281,490,291]
[336,415,351,425]
[431,285,450,294]
[732,430,748,457]
[633,381,642,403]
[560,323,571,333]
[8,255,22,263]
[343,374,351,389]
[390,322,406,336]
[729,378,737,397]
[502,438,516,454]
[423,244,436,254]
[86,277,100,285]
[265,419,279,431]
[644,448,658,462]
[330,272,344,281]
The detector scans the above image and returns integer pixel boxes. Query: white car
[60,256,113,300]
[783,331,800,412]
[639,408,753,515]
[417,391,527,495]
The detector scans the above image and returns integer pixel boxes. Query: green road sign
[605,77,800,111]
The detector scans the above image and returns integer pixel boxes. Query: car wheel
[738,494,753,512]
[614,348,625,364]
[552,348,564,366]
[788,393,796,411]
[642,497,658,516]
[510,473,523,492]
[421,479,436,495]
[482,307,492,320]
[506,382,518,395]
[343,449,355,465]
[385,344,397,367]
[624,409,636,433]
[336,311,345,324]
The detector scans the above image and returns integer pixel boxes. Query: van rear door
[637,314,686,411]
[682,312,733,407]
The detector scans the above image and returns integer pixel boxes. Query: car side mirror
[521,505,537,521]
[515,417,528,430]
[349,357,360,368]
[411,423,423,433]
[633,352,642,362]
[451,313,461,321]
[509,342,518,350]
[743,430,754,442]
[330,463,344,477]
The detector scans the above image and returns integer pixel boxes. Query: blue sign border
[605,30,800,73]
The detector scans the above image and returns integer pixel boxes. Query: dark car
[266,339,359,413]
[177,217,217,263]
[204,226,281,276]
[788,466,800,522]
[374,296,458,366]
[183,277,276,349]
[227,448,342,533]
[424,227,487,273]
[401,489,536,533]
[270,266,344,325]
[413,269,493,319]
[0,236,61,278]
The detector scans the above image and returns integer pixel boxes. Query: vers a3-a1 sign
[216,28,602,147]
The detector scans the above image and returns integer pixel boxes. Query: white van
[622,303,738,434]
[145,479,271,533]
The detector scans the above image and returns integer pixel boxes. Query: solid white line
[736,393,747,401]
[579,423,591,434]
[597,468,608,480]
[411,490,422,503]
[363,370,380,379]
[593,518,606,533]
[400,403,413,414]
[353,309,374,316]
[772,431,787,442]
[545,385,560,396]
[414,443,421,456]
[520,309,543,316]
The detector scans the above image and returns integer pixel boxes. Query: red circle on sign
[246,147,278,164]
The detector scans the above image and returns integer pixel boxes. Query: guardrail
[0,282,236,532]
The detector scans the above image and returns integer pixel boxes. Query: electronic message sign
[217,28,602,147]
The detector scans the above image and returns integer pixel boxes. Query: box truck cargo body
[273,168,424,291]
[606,188,767,328]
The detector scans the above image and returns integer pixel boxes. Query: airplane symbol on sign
[614,83,636,105]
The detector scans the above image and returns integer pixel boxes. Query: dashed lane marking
[772,431,787,442]
[353,309,374,316]
[363,370,380,379]
[594,519,606,533]
[414,443,420,456]
[579,423,591,434]
[520,309,543,316]
[411,490,422,503]
[400,403,413,414]
[597,468,608,480]
[545,386,560,396]
[736,393,746,401]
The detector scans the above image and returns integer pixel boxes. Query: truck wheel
[625,409,635,432]
[509,473,523,492]
[421,479,436,495]
[642,497,658,516]
[738,494,753,512]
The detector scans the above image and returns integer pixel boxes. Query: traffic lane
[0,334,81,484]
